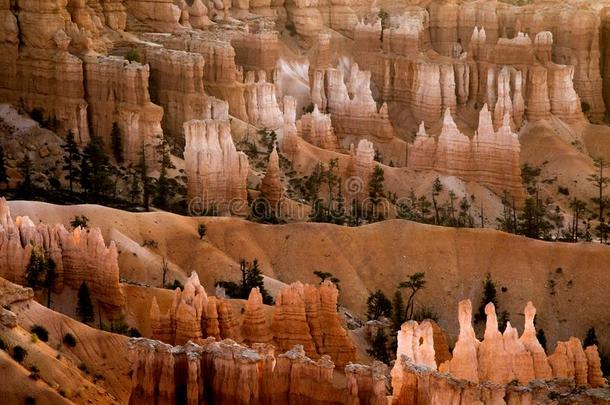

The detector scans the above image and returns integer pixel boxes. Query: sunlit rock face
[407,107,525,203]
[149,275,357,368]
[184,119,250,216]
[128,337,385,405]
[312,64,407,166]
[391,299,608,405]
[0,198,124,312]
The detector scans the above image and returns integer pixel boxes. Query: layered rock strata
[184,118,250,216]
[150,275,357,368]
[390,299,607,404]
[0,198,124,311]
[83,55,164,165]
[128,338,384,404]
[407,107,524,201]
[312,65,407,166]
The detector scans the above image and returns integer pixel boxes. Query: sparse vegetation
[70,215,89,229]
[62,333,77,348]
[398,272,426,321]
[216,259,274,305]
[12,345,27,362]
[31,325,49,342]
[76,282,95,324]
[366,290,392,320]
[198,223,207,240]
[367,329,390,364]
[125,48,141,63]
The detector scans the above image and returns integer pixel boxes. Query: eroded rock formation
[184,118,250,215]
[128,338,383,404]
[150,274,356,368]
[0,198,124,311]
[407,107,524,202]
[312,64,407,166]
[391,299,608,404]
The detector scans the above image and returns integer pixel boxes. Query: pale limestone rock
[519,301,552,380]
[244,70,283,130]
[345,139,374,202]
[477,302,512,384]
[297,105,340,151]
[145,47,209,150]
[184,119,249,216]
[503,321,535,385]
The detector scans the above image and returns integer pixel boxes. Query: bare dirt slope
[8,201,610,351]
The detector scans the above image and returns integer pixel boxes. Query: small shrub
[58,388,68,398]
[558,186,570,196]
[70,215,89,229]
[62,333,77,348]
[141,239,158,248]
[31,325,49,342]
[25,396,36,405]
[30,333,38,343]
[125,49,141,63]
[303,103,315,114]
[128,328,141,338]
[29,365,40,380]
[12,345,27,362]
[285,21,297,36]
[78,362,90,374]
[93,373,104,383]
[165,280,184,290]
[197,223,207,240]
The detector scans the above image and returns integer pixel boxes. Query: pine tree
[18,155,34,197]
[153,136,176,210]
[583,327,599,348]
[368,165,386,222]
[61,131,81,192]
[398,272,426,320]
[367,329,390,364]
[81,136,112,199]
[475,273,498,323]
[43,259,57,308]
[25,246,47,291]
[431,177,443,225]
[391,289,405,331]
[110,123,124,163]
[25,246,56,308]
[76,282,94,324]
[588,158,610,243]
[366,290,393,320]
[0,146,8,186]
[137,148,152,211]
[128,168,142,205]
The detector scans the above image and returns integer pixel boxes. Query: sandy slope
[7,200,610,351]
[7,298,131,403]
